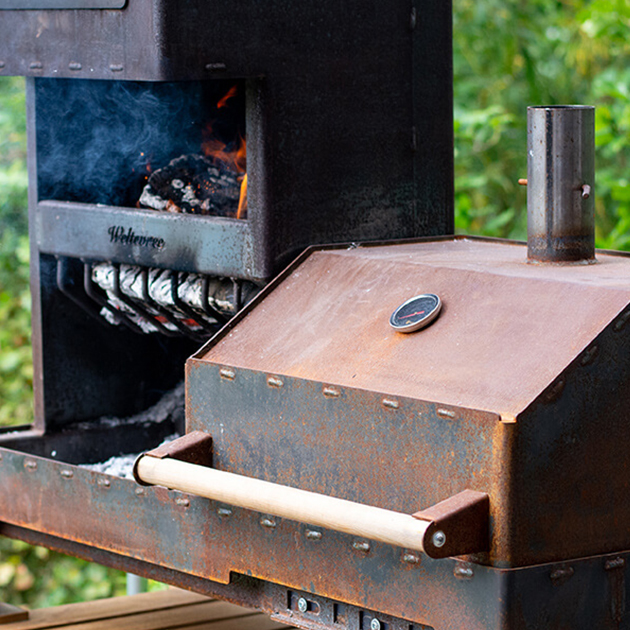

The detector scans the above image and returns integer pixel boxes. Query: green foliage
[453,0,630,249]
[0,76,31,427]
[0,538,127,608]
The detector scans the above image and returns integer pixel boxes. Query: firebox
[0,0,453,434]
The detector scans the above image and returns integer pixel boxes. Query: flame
[237,173,248,219]
[202,87,247,218]
[217,85,238,109]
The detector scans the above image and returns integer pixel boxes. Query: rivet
[605,557,625,571]
[97,477,111,488]
[29,61,43,70]
[323,386,340,398]
[60,469,74,479]
[297,597,308,613]
[550,566,574,584]
[352,541,371,553]
[260,517,277,529]
[175,497,190,507]
[402,552,420,564]
[432,530,446,548]
[370,618,381,630]
[218,507,233,517]
[306,529,322,541]
[437,408,455,419]
[68,62,82,71]
[614,311,630,332]
[580,345,598,366]
[24,460,37,471]
[382,398,399,409]
[109,64,124,72]
[205,62,227,71]
[454,563,474,580]
[135,487,145,496]
[267,376,283,388]
[220,367,236,380]
[545,379,565,404]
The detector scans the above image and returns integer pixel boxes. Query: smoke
[35,78,245,208]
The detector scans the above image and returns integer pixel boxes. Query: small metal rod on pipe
[527,105,595,264]
[134,455,434,553]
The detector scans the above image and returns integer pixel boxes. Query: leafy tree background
[1,0,630,607]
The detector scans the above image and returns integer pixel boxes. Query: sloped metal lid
[198,238,630,417]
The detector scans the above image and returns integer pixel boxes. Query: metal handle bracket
[412,489,490,559]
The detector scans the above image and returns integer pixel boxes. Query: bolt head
[370,619,381,630]
[297,598,308,613]
[432,530,446,548]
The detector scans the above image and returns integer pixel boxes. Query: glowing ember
[137,85,247,219]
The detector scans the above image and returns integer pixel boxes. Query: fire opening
[36,78,247,219]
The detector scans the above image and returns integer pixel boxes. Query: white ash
[82,432,180,479]
[74,381,185,432]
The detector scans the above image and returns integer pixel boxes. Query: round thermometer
[390,294,442,333]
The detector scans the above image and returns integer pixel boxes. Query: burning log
[138,154,242,217]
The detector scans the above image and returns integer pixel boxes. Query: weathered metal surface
[496,297,630,567]
[0,446,501,630]
[185,367,502,537]
[5,494,630,629]
[36,201,255,278]
[527,106,595,263]
[198,238,630,417]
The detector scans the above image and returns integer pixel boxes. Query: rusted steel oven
[2,3,630,630]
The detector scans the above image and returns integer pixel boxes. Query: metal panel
[3,450,630,629]
[36,201,255,277]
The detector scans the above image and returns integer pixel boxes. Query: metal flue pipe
[527,105,595,264]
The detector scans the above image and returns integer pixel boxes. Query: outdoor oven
[2,3,630,630]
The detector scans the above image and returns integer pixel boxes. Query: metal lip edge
[186,362,502,425]
[0,444,152,485]
[188,245,317,360]
[37,199,251,228]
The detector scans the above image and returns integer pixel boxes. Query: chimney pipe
[527,105,595,264]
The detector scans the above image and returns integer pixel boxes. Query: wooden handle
[135,455,433,553]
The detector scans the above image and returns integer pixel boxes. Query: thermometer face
[390,294,442,333]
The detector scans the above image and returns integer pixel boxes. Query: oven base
[2,522,628,630]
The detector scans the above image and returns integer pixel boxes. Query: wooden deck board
[2,590,293,630]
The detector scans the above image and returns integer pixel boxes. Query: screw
[297,598,308,613]
[432,530,446,548]
[370,619,381,630]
